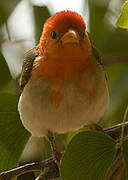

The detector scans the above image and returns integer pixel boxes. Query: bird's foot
[47,131,62,164]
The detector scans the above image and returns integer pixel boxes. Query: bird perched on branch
[18,10,109,159]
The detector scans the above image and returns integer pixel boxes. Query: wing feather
[91,45,107,80]
[91,45,103,66]
[19,46,39,94]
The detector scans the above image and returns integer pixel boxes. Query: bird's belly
[18,75,109,137]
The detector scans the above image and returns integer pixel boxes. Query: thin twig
[105,121,128,140]
[120,106,128,146]
[0,158,56,180]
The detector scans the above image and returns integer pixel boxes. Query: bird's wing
[91,45,103,67]
[91,45,107,80]
[19,46,39,94]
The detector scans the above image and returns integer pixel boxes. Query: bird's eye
[51,31,57,39]
[80,31,85,39]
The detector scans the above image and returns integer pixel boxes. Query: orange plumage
[18,11,109,137]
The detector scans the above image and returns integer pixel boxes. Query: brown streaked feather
[91,45,107,80]
[91,45,103,66]
[19,46,39,94]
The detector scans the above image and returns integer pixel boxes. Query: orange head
[36,11,94,83]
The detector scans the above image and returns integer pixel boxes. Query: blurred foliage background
[0,0,128,179]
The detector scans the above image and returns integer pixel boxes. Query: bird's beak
[61,30,80,45]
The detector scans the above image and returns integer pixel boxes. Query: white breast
[18,66,109,137]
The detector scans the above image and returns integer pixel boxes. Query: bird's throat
[35,55,94,84]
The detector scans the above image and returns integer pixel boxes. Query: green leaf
[117,0,128,28]
[33,6,51,42]
[122,140,128,179]
[0,93,30,172]
[61,131,116,180]
[67,126,91,143]
[0,52,12,89]
[55,133,68,152]
[0,0,21,27]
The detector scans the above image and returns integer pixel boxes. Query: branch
[0,158,59,180]
[0,122,128,180]
[105,121,128,140]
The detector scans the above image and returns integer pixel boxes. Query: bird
[18,10,109,160]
